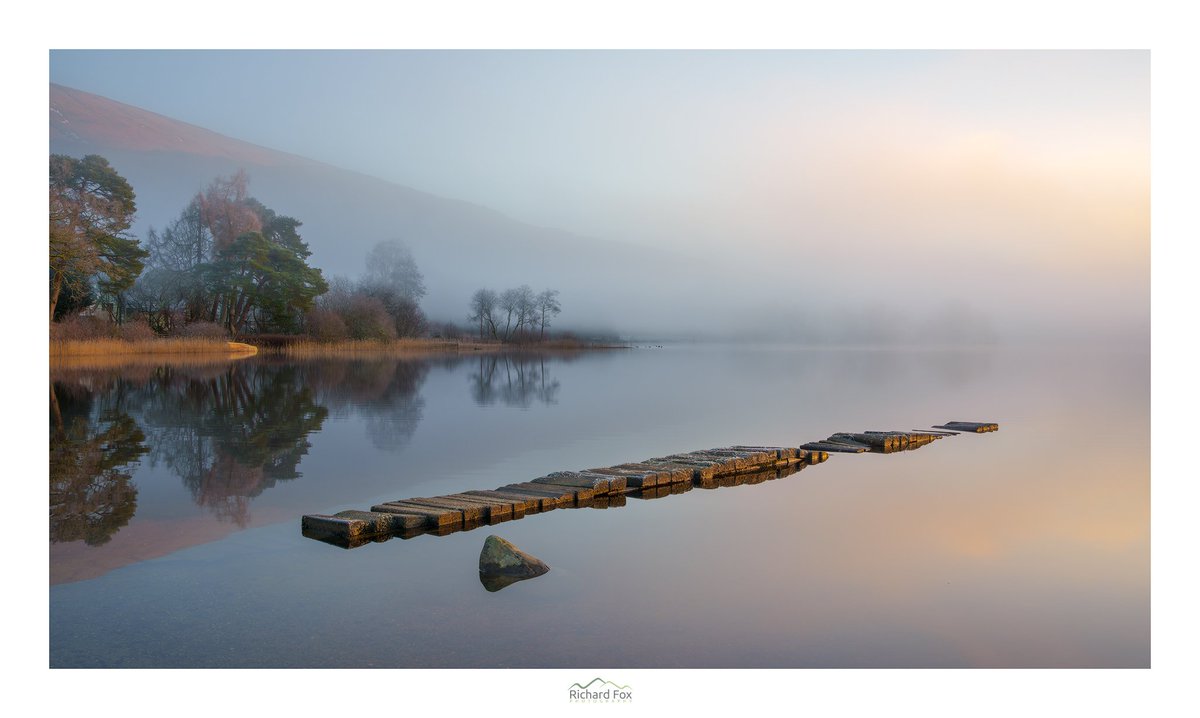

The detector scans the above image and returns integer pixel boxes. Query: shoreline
[271,337,629,359]
[50,337,628,369]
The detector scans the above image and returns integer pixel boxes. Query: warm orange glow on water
[49,347,1148,667]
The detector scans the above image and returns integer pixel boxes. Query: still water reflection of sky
[49,345,1148,667]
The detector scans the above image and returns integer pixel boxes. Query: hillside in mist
[50,83,709,336]
[51,82,1136,345]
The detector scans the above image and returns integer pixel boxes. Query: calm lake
[48,344,1149,668]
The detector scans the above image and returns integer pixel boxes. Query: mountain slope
[49,83,697,333]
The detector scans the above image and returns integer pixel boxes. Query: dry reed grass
[273,337,624,358]
[276,338,472,358]
[50,337,257,358]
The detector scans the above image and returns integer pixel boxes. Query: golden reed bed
[50,338,258,370]
[274,337,619,358]
[50,337,257,357]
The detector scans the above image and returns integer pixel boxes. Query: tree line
[50,153,567,343]
[468,286,561,342]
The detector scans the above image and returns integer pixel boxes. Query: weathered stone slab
[681,452,744,471]
[505,482,595,502]
[807,450,829,464]
[641,458,716,481]
[531,471,618,494]
[730,445,799,460]
[461,490,540,512]
[830,432,901,451]
[802,441,866,454]
[335,509,424,532]
[501,480,585,504]
[935,421,999,433]
[494,492,568,510]
[655,454,736,476]
[826,435,878,450]
[476,490,558,511]
[864,431,912,448]
[584,466,658,489]
[707,448,775,466]
[496,484,575,507]
[875,431,939,446]
[613,462,696,484]
[403,497,489,522]
[443,494,517,519]
[370,502,463,528]
[301,514,372,539]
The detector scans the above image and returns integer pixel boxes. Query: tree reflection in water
[50,383,148,546]
[303,359,428,452]
[140,364,329,525]
[49,353,573,545]
[469,354,562,407]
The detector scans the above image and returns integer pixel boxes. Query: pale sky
[49,50,1149,341]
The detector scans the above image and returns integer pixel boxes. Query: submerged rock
[478,535,549,592]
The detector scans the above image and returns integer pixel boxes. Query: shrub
[338,295,396,341]
[117,321,157,342]
[390,297,428,338]
[304,307,349,341]
[51,314,117,341]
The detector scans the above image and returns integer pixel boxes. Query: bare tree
[498,287,520,341]
[468,288,499,340]
[534,289,562,340]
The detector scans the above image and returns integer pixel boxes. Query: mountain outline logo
[568,677,633,702]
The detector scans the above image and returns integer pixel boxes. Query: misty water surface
[49,345,1148,667]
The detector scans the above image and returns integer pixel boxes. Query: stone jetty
[301,422,998,548]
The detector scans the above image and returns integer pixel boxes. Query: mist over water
[49,345,1148,667]
[48,50,1149,345]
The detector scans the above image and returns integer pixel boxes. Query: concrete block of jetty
[933,421,999,433]
[300,420,996,547]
